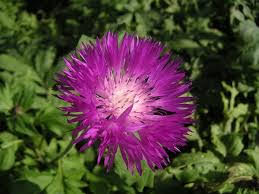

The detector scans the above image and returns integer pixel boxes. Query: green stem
[49,138,74,163]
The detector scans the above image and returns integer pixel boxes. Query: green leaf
[86,166,110,194]
[0,55,41,84]
[187,126,203,148]
[170,39,200,50]
[35,105,72,136]
[22,169,53,191]
[0,85,14,113]
[227,163,256,183]
[46,159,86,194]
[0,132,22,171]
[232,103,248,119]
[223,134,244,157]
[238,20,259,44]
[114,151,154,192]
[117,13,133,25]
[46,162,65,194]
[230,9,245,24]
[0,11,15,28]
[43,138,58,161]
[12,114,37,137]
[221,81,239,114]
[171,151,223,182]
[17,84,36,111]
[35,47,56,77]
[236,188,259,194]
[63,179,85,194]
[76,34,95,49]
[212,163,255,193]
[84,147,96,163]
[173,167,200,183]
[0,54,31,73]
[245,147,259,173]
[62,155,86,180]
[172,151,220,168]
[211,124,227,157]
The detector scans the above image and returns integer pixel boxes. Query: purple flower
[56,32,195,174]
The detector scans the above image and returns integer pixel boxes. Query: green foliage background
[0,0,258,193]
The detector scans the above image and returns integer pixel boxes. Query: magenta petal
[56,32,195,175]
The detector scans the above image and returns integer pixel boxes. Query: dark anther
[96,105,103,109]
[153,108,175,116]
[106,114,112,120]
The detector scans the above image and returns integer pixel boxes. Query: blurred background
[0,0,258,193]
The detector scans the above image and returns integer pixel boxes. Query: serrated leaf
[171,151,223,182]
[0,54,30,73]
[63,179,85,194]
[16,84,36,111]
[35,105,72,136]
[62,155,86,180]
[238,20,259,43]
[87,171,110,194]
[45,138,58,160]
[211,124,227,157]
[117,13,133,25]
[12,114,37,137]
[227,163,256,183]
[171,39,200,50]
[0,132,22,171]
[187,126,203,148]
[230,9,245,23]
[46,163,64,194]
[22,170,53,191]
[0,11,15,28]
[35,47,56,77]
[245,147,259,172]
[236,188,259,194]
[46,159,86,194]
[174,167,200,183]
[0,55,41,85]
[114,151,154,192]
[172,151,220,167]
[84,147,96,163]
[0,85,14,113]
[232,103,248,118]
[223,134,244,157]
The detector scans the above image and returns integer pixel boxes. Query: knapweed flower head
[56,32,195,175]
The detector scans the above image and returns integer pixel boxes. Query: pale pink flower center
[96,71,152,122]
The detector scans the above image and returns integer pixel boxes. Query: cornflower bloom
[56,32,195,174]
